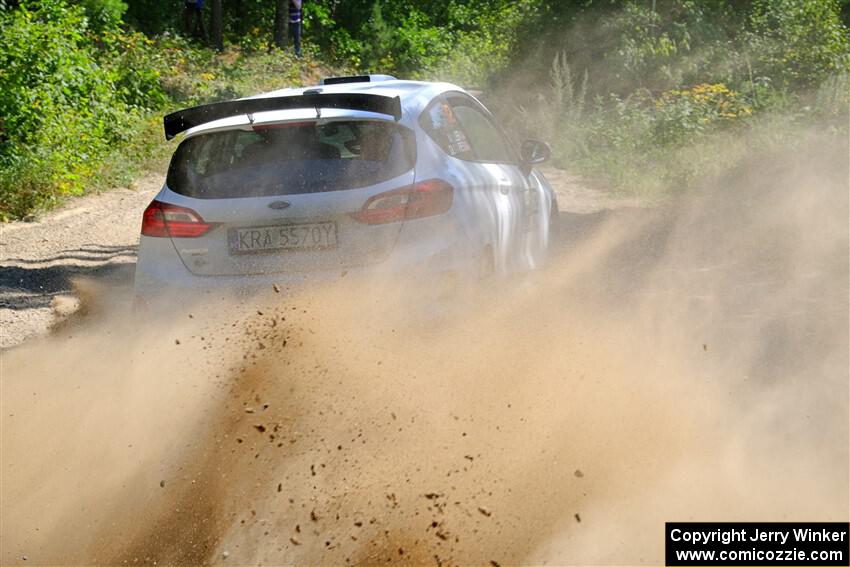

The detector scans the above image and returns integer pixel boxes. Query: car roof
[258,79,455,114]
[181,79,469,140]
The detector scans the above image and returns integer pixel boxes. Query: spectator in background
[289,0,302,57]
[184,0,206,40]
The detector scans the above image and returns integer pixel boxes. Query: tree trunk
[233,0,245,37]
[273,0,288,49]
[211,0,223,51]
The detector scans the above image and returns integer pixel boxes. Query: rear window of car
[166,120,416,199]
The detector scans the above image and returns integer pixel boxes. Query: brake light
[141,200,213,238]
[350,179,454,225]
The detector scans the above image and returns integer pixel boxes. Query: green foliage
[0,155,64,220]
[652,83,753,145]
[1,0,171,219]
[0,0,132,217]
[72,0,127,32]
[4,0,850,218]
[124,0,540,84]
[607,2,690,90]
[0,0,337,220]
[811,71,850,122]
[122,0,178,35]
[101,29,169,108]
[302,2,359,66]
[516,52,588,160]
[500,0,850,199]
[433,0,540,85]
[2,0,538,220]
[574,86,753,193]
[292,0,538,85]
[359,1,399,72]
[749,0,850,88]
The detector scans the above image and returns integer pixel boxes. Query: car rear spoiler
[163,92,403,140]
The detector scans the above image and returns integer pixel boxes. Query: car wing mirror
[520,139,551,175]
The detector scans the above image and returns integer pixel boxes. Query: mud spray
[1,138,847,566]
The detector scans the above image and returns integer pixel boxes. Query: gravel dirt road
[0,167,638,349]
[0,176,160,348]
[1,142,846,566]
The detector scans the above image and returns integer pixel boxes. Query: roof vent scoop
[321,74,397,85]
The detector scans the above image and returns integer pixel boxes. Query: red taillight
[350,179,454,225]
[141,200,213,238]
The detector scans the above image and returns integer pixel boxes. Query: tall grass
[509,50,848,200]
[517,51,588,164]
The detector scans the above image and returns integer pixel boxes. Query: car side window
[419,96,475,161]
[448,98,517,164]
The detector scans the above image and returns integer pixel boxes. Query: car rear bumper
[133,218,475,304]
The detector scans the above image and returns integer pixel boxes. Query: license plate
[228,222,338,254]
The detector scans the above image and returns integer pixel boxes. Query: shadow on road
[0,245,137,311]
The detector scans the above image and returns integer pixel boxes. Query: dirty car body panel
[134,77,556,300]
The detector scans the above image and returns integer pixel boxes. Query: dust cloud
[1,136,847,566]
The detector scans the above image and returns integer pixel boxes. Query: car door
[445,95,531,272]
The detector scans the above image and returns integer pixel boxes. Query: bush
[510,41,846,200]
[652,83,753,145]
[73,0,127,32]
[749,0,850,88]
[431,0,539,85]
[102,29,169,109]
[0,0,168,219]
[0,1,129,188]
[295,0,537,85]
[496,0,850,199]
[0,155,63,220]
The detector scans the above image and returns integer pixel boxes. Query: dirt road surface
[0,176,161,348]
[0,167,638,349]
[1,142,847,566]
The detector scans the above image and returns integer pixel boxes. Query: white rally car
[134,75,557,300]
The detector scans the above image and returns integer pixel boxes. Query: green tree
[70,0,126,31]
[749,0,850,87]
